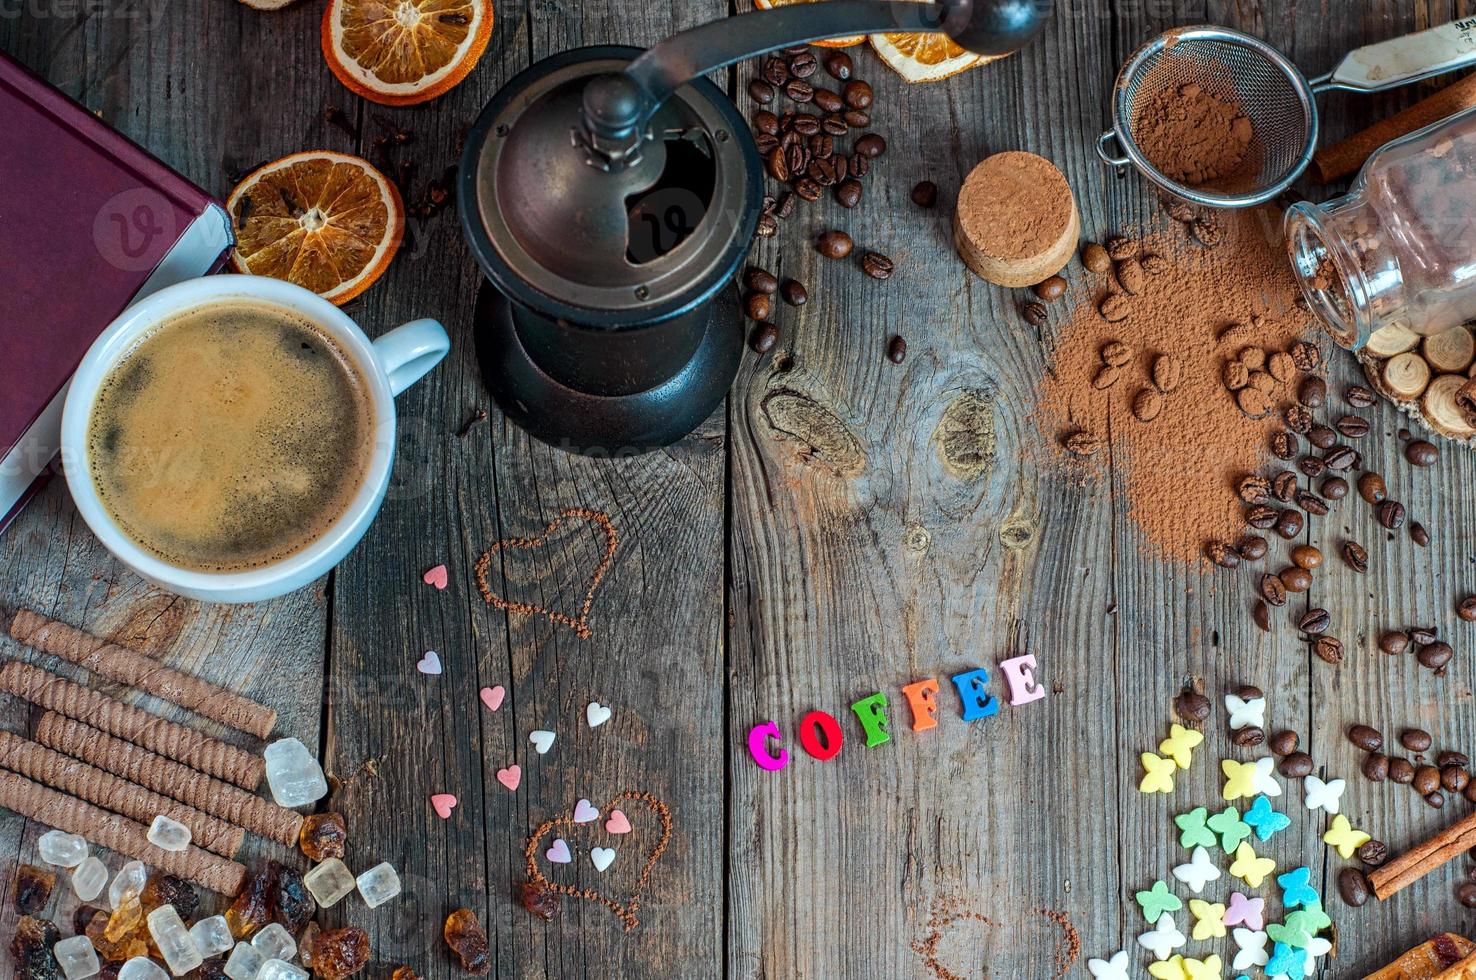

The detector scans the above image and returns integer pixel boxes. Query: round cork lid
[953,151,1079,288]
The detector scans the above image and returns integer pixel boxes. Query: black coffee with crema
[87,301,374,573]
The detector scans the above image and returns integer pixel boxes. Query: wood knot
[933,390,996,479]
[759,388,865,476]
[999,512,1036,550]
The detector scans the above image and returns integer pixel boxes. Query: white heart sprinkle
[586,701,612,728]
[590,846,616,872]
[528,730,556,755]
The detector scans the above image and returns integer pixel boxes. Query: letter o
[798,710,843,761]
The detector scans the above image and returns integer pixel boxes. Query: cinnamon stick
[0,768,246,895]
[33,712,302,846]
[1312,73,1476,183]
[0,661,264,790]
[8,609,277,739]
[0,731,244,857]
[1369,809,1476,899]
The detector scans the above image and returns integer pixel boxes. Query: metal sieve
[1099,21,1476,208]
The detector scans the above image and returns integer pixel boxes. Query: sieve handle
[1312,19,1476,94]
[1096,130,1130,167]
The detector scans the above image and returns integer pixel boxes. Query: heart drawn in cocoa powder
[524,790,673,931]
[474,508,618,640]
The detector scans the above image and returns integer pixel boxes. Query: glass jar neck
[1285,195,1402,350]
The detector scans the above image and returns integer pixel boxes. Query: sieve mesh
[1116,32,1315,204]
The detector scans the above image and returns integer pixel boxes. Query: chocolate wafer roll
[0,731,244,857]
[35,712,302,845]
[0,768,245,895]
[9,610,277,739]
[0,662,263,790]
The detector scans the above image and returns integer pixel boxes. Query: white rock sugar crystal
[302,858,356,907]
[53,935,100,979]
[256,960,309,980]
[38,830,88,868]
[118,957,170,980]
[356,861,401,909]
[109,860,148,908]
[146,904,203,975]
[147,815,192,853]
[223,942,265,980]
[262,738,327,808]
[189,915,234,958]
[250,922,296,962]
[70,856,107,902]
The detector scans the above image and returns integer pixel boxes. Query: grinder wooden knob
[953,151,1080,288]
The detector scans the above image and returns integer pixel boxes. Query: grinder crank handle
[580,0,1051,166]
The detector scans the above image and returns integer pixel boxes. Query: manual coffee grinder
[459,0,1049,454]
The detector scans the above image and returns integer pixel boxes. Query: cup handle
[372,319,451,396]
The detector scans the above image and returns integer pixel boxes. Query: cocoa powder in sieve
[1038,208,1311,562]
[1134,82,1254,187]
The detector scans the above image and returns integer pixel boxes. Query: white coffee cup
[60,275,450,603]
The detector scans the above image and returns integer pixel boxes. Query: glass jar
[1286,105,1476,350]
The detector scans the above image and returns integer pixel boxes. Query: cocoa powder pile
[1037,207,1312,562]
[1133,82,1254,187]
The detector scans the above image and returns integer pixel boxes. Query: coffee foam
[87,301,373,573]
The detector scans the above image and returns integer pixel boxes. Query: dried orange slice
[752,0,863,47]
[870,31,1001,83]
[226,151,404,305]
[322,0,494,106]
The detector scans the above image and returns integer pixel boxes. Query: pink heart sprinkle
[605,810,631,835]
[573,798,599,823]
[545,838,572,864]
[416,650,442,675]
[430,793,457,819]
[422,564,448,589]
[479,685,505,711]
[496,765,522,791]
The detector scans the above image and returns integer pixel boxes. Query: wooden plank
[320,1,731,977]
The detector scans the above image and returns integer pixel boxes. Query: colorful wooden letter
[746,721,789,770]
[949,668,1000,721]
[901,678,940,732]
[798,710,844,760]
[849,692,892,747]
[999,654,1046,706]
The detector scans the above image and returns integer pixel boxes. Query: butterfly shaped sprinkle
[1207,805,1251,852]
[1136,880,1184,922]
[1323,814,1371,859]
[1189,899,1227,941]
[1276,866,1319,910]
[1141,752,1178,794]
[1175,807,1217,849]
[1173,846,1222,894]
[1244,795,1291,841]
[1229,841,1276,888]
[1160,723,1205,769]
[1138,911,1187,962]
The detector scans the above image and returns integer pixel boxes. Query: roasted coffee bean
[764,146,790,182]
[1284,405,1313,433]
[780,279,807,307]
[1400,728,1432,751]
[1415,765,1442,794]
[785,79,814,102]
[1271,432,1297,460]
[791,113,820,135]
[1237,475,1271,505]
[842,109,870,128]
[1338,868,1371,908]
[1298,376,1327,408]
[842,80,872,109]
[1348,724,1384,752]
[1442,751,1472,769]
[1291,340,1320,370]
[1422,640,1458,670]
[1321,476,1349,500]
[745,267,778,294]
[1427,791,1447,809]
[1232,726,1265,748]
[1460,882,1476,908]
[1276,509,1304,540]
[748,322,778,354]
[775,191,797,218]
[823,50,853,80]
[886,336,907,364]
[1410,521,1430,547]
[834,178,862,208]
[1359,839,1389,867]
[1175,689,1211,723]
[854,133,887,158]
[1347,384,1376,407]
[1376,499,1407,529]
[861,251,894,280]
[744,291,772,321]
[762,56,790,86]
[1298,455,1325,478]
[1335,415,1371,438]
[816,229,853,258]
[821,113,849,136]
[793,177,822,201]
[848,152,870,178]
[1296,490,1329,516]
[1299,608,1331,635]
[1272,471,1298,502]
[1033,276,1068,303]
[1238,535,1268,561]
[1443,766,1471,793]
[1410,626,1438,645]
[787,143,808,175]
[1252,600,1271,632]
[788,50,818,78]
[1269,730,1299,755]
[1235,684,1263,700]
[752,109,780,135]
[749,79,776,104]
[1281,566,1312,593]
[1341,541,1368,573]
[1323,445,1356,471]
[1390,757,1416,783]
[1106,236,1138,260]
[1021,302,1049,327]
[807,157,838,186]
[754,132,780,154]
[1206,542,1241,569]
[807,133,833,157]
[1245,505,1278,530]
[1260,573,1288,607]
[1407,439,1440,466]
[1357,472,1387,504]
[1082,243,1112,274]
[1313,634,1345,665]
[755,213,778,238]
[1279,752,1314,778]
[1362,752,1390,782]
[1290,544,1323,570]
[1459,596,1476,623]
[1307,424,1337,450]
[911,181,938,208]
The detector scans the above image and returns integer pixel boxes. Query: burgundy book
[0,51,232,533]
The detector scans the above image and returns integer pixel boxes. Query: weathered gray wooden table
[5,0,1476,976]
